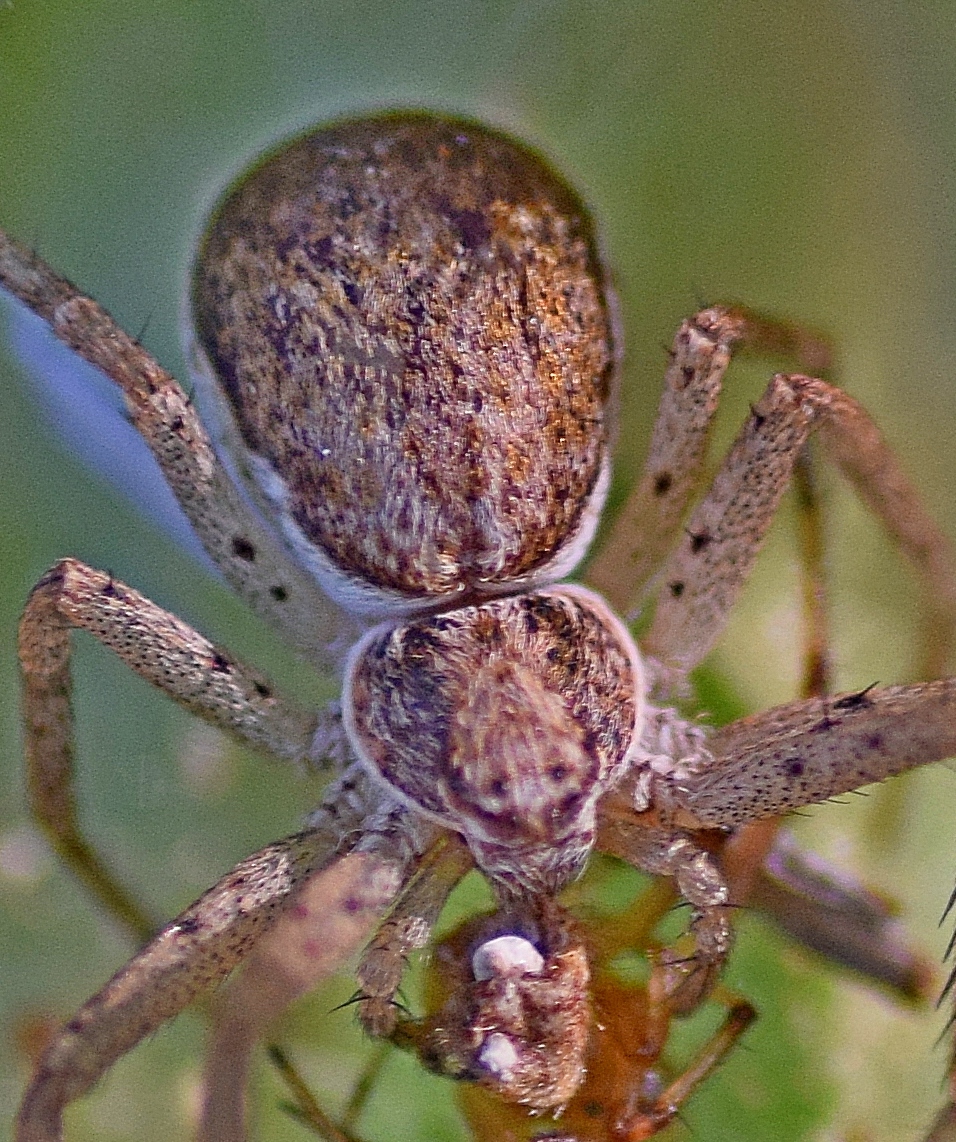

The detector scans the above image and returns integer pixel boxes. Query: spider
[5,109,956,1141]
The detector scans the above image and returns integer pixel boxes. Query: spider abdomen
[191,112,617,616]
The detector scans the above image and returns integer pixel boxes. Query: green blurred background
[3,2,956,1139]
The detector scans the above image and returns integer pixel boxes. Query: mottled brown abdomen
[192,112,616,610]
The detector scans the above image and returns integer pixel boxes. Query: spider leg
[357,834,474,1037]
[716,437,935,1002]
[643,373,956,678]
[199,784,434,1142]
[597,814,732,1013]
[243,838,477,1133]
[663,680,956,1136]
[199,847,411,1142]
[587,306,748,611]
[618,995,757,1141]
[14,769,380,1142]
[747,829,933,1002]
[717,445,833,917]
[593,318,939,1008]
[0,228,355,664]
[19,557,327,941]
[588,305,833,616]
[670,679,956,829]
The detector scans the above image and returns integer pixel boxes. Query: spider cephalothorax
[344,586,643,894]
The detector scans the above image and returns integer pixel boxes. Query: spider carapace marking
[6,109,956,1142]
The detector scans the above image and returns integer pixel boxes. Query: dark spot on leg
[669,580,685,598]
[688,529,712,554]
[787,759,805,777]
[253,680,272,699]
[211,652,231,673]
[866,734,884,751]
[231,536,257,562]
[654,472,673,496]
[269,585,288,602]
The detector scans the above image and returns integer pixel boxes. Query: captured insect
[5,110,956,1141]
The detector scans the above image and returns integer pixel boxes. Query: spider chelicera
[5,111,956,1142]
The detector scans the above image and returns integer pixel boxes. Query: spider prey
[5,110,956,1142]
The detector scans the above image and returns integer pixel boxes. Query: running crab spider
[5,109,956,1141]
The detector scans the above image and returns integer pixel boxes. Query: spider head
[344,585,645,895]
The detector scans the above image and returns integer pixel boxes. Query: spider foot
[656,905,734,1014]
